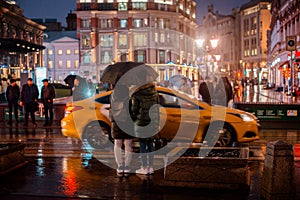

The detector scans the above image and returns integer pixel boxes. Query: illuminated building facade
[269,0,300,86]
[75,0,199,86]
[240,0,271,83]
[0,0,45,83]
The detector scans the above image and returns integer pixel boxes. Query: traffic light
[286,36,296,51]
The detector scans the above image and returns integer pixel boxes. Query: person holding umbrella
[72,76,88,101]
[109,84,134,175]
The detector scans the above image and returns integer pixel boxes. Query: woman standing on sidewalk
[109,84,134,175]
[130,81,160,175]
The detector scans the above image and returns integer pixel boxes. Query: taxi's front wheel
[82,121,112,149]
[203,122,236,147]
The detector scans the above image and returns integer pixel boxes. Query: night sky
[15,0,250,26]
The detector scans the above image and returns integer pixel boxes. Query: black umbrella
[64,75,85,87]
[100,62,158,85]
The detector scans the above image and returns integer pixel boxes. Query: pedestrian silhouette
[5,78,20,126]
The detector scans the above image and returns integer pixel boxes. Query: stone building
[0,0,45,86]
[269,0,300,87]
[74,0,199,85]
[240,0,271,83]
[43,31,80,83]
[198,5,241,79]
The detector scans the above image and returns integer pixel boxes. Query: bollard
[261,140,296,200]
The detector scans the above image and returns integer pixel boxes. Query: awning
[0,38,45,53]
[278,61,290,70]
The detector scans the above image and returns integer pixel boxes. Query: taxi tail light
[65,105,83,115]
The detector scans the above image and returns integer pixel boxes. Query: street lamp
[196,37,219,77]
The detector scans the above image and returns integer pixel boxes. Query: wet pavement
[0,122,299,200]
[234,85,300,104]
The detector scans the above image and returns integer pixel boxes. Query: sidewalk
[234,85,300,104]
[0,151,299,199]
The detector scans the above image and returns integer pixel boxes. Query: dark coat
[109,85,134,139]
[41,84,56,104]
[21,84,39,103]
[199,81,213,104]
[5,84,20,102]
[130,83,160,138]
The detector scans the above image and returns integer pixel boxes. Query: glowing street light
[196,37,219,77]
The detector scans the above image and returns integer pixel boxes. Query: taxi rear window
[95,95,110,104]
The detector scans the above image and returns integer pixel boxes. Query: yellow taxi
[61,87,259,148]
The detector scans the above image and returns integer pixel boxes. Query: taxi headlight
[240,114,254,122]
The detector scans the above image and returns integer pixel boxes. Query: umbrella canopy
[64,75,85,87]
[100,62,158,85]
[170,75,194,88]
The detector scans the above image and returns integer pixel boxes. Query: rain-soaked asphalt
[0,121,299,200]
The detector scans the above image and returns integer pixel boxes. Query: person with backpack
[5,79,20,126]
[109,84,134,176]
[131,80,160,175]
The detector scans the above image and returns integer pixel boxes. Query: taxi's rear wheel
[82,121,112,149]
[203,122,236,147]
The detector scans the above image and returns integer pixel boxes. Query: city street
[0,121,299,200]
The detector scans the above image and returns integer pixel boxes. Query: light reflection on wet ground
[0,122,299,199]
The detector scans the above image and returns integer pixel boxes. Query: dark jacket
[21,84,39,104]
[41,84,56,104]
[5,84,20,102]
[199,81,213,104]
[130,83,160,138]
[109,85,134,139]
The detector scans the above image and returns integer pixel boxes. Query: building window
[118,2,127,11]
[81,19,91,28]
[48,60,53,68]
[119,19,128,28]
[66,60,71,68]
[132,2,146,10]
[74,49,79,54]
[98,3,114,10]
[101,50,112,64]
[160,33,165,43]
[133,19,142,28]
[82,35,91,49]
[133,33,147,47]
[99,19,113,29]
[100,35,113,47]
[154,32,158,43]
[58,50,63,55]
[133,18,148,28]
[83,52,90,64]
[66,49,71,55]
[48,49,53,55]
[58,60,63,68]
[159,50,165,64]
[118,34,128,48]
[80,0,91,2]
[75,60,79,68]
[134,50,146,62]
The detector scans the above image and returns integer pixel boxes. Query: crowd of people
[198,76,233,107]
[5,78,56,128]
